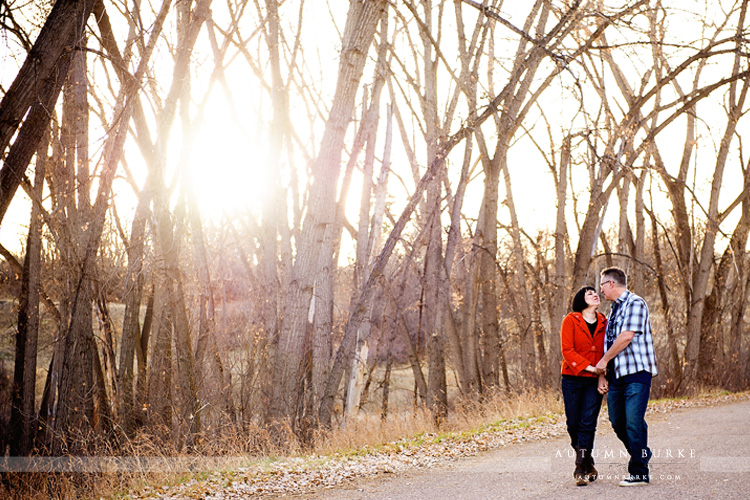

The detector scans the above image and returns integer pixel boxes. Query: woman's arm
[561,315,595,375]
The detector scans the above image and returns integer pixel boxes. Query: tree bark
[0,29,79,224]
[9,135,47,455]
[270,0,387,425]
[0,0,98,163]
[683,37,749,385]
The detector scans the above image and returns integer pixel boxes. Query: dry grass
[317,387,563,457]
[3,386,749,499]
[0,386,564,500]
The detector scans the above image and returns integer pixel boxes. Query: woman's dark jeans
[561,374,604,450]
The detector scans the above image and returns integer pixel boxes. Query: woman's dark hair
[571,286,596,313]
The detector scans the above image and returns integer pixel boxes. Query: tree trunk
[189,195,235,424]
[699,161,750,384]
[476,191,501,389]
[649,208,682,392]
[9,137,47,455]
[458,240,483,394]
[683,51,749,385]
[52,40,99,455]
[54,278,97,454]
[0,29,79,224]
[424,183,448,419]
[152,195,200,443]
[147,278,173,433]
[547,135,571,390]
[271,0,387,425]
[117,196,151,435]
[343,82,380,420]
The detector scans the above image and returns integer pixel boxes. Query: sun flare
[186,101,272,222]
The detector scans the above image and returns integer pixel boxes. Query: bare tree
[269,0,387,427]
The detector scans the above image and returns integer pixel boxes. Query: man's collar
[614,289,630,303]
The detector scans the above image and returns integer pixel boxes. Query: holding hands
[597,375,608,394]
[596,375,609,394]
[585,364,606,376]
[594,359,609,394]
[585,362,608,394]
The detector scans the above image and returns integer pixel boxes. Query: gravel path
[267,398,750,500]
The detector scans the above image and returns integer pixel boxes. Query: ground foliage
[118,391,749,500]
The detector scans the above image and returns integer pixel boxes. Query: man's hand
[595,358,607,372]
[589,365,606,375]
[584,365,606,375]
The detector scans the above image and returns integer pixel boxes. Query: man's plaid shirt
[605,290,658,378]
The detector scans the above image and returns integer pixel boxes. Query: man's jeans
[607,377,652,479]
[561,375,603,450]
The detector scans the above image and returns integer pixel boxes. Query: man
[595,267,658,487]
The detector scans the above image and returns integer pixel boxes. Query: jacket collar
[572,311,605,322]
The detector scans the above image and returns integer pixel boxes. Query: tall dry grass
[317,388,564,456]
[0,387,564,499]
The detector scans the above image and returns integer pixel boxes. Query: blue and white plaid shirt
[605,290,658,378]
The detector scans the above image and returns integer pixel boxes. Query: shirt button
[572,361,577,366]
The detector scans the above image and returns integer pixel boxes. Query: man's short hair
[601,266,627,286]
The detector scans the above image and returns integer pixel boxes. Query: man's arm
[595,330,635,371]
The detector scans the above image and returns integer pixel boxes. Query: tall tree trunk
[117,195,152,435]
[54,278,97,454]
[547,134,572,391]
[0,27,79,224]
[699,157,750,384]
[52,41,99,455]
[145,0,214,443]
[270,0,387,425]
[423,182,448,419]
[151,195,200,443]
[147,278,173,433]
[257,0,295,413]
[459,240,484,394]
[632,172,646,291]
[93,0,164,439]
[726,158,750,388]
[9,137,47,455]
[136,289,155,423]
[343,83,379,420]
[476,187,501,389]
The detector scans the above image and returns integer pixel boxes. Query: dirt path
[268,399,750,500]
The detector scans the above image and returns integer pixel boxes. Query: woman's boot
[583,449,598,482]
[574,448,587,486]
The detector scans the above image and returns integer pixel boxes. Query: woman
[560,286,607,486]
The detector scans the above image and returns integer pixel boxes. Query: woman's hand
[597,374,608,394]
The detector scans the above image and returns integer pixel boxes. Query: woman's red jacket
[560,311,607,377]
